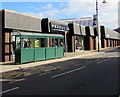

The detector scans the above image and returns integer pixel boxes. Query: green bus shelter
[11,32,64,64]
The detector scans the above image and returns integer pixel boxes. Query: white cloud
[41,3,53,9]
[43,9,59,16]
[60,3,64,7]
[24,0,119,29]
[24,12,44,18]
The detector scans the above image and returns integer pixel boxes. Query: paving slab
[0,47,119,73]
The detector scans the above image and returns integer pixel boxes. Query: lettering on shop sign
[51,23,69,32]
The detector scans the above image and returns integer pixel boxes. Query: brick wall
[3,30,13,62]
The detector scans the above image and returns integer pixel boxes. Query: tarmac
[0,47,119,73]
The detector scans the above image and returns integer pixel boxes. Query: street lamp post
[64,31,68,57]
[95,0,106,52]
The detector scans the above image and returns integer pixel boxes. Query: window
[22,38,34,48]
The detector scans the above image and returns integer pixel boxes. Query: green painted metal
[55,47,64,58]
[35,48,46,61]
[45,36,64,38]
[21,48,34,63]
[46,47,56,59]
[13,32,64,64]
[15,49,21,64]
[34,36,46,38]
[21,35,34,38]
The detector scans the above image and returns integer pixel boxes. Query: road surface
[2,48,120,96]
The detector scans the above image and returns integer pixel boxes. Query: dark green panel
[45,36,64,38]
[21,48,34,63]
[21,35,34,38]
[15,49,21,64]
[34,36,46,38]
[46,47,56,59]
[35,48,45,61]
[55,47,64,58]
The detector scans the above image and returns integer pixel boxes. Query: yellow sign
[35,40,40,47]
[65,31,68,34]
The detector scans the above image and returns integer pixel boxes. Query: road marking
[0,87,19,94]
[51,66,87,78]
[97,59,110,64]
[0,79,14,81]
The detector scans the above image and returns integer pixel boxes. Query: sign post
[65,31,68,57]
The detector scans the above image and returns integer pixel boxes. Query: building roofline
[2,9,42,20]
[61,17,93,20]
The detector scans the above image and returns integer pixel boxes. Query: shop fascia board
[104,26,120,40]
[72,23,81,35]
[89,26,95,36]
[4,9,42,32]
[46,18,69,32]
[80,25,86,36]
[69,23,86,36]
[48,18,68,26]
[85,26,95,36]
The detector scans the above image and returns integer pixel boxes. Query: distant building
[62,17,94,27]
[114,27,120,33]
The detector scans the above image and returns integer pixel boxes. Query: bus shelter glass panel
[21,37,34,63]
[52,38,59,47]
[22,38,34,48]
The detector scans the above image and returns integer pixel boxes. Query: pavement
[0,47,119,73]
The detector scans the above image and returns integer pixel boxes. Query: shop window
[75,36,85,51]
[22,38,34,48]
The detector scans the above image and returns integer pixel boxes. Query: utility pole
[64,31,68,57]
[95,0,106,52]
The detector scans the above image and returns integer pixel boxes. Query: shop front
[42,18,69,51]
[85,26,96,50]
[100,26,120,48]
[68,23,86,52]
[0,9,42,62]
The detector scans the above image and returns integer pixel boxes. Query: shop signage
[51,23,69,32]
[93,14,97,28]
